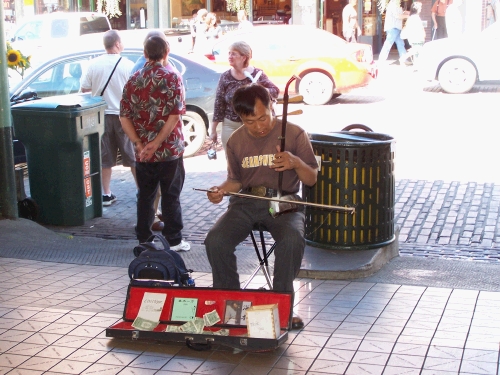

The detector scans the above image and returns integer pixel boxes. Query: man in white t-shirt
[81,30,137,206]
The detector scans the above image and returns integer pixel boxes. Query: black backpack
[128,234,195,286]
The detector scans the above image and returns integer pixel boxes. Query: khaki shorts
[101,114,136,168]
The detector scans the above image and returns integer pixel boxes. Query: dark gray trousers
[205,196,305,293]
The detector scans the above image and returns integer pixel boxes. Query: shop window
[361,0,377,36]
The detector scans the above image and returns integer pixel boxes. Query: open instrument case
[106,280,293,351]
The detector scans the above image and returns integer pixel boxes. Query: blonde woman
[210,41,279,150]
[205,12,222,41]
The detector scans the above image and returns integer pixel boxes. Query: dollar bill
[165,325,179,332]
[193,317,205,334]
[132,316,158,331]
[203,310,220,327]
[212,328,229,336]
[179,320,197,333]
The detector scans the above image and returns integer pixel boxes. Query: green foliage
[96,0,122,19]
[226,0,250,16]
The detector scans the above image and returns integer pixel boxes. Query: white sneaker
[170,240,191,252]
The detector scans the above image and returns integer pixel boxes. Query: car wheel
[298,72,334,106]
[438,58,477,94]
[182,111,207,157]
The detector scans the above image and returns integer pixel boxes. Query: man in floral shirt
[120,36,190,251]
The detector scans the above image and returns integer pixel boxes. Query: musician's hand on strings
[270,145,297,172]
[207,186,225,204]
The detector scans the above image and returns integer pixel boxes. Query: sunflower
[5,43,32,79]
[7,49,21,67]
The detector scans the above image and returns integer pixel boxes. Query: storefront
[8,0,319,31]
[323,0,382,53]
[7,0,492,44]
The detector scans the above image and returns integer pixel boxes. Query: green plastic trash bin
[302,129,395,250]
[11,93,107,226]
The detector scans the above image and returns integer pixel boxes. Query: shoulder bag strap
[100,56,122,97]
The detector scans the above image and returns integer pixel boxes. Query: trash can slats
[303,131,395,250]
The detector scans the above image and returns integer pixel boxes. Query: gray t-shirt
[225,119,318,193]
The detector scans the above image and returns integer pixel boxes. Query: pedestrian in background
[120,36,190,252]
[446,0,463,38]
[205,12,222,43]
[377,0,409,64]
[210,41,279,151]
[189,8,199,53]
[193,8,208,54]
[342,0,361,43]
[237,9,253,30]
[81,30,137,206]
[399,2,425,67]
[431,0,452,40]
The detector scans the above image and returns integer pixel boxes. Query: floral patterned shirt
[213,68,279,123]
[121,61,186,162]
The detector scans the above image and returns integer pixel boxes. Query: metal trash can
[302,127,395,250]
[11,93,107,226]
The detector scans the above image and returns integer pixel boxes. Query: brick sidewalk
[23,146,500,263]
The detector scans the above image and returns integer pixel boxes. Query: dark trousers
[205,196,305,293]
[136,158,185,245]
[434,16,447,40]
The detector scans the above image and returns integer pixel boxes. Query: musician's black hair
[232,84,271,117]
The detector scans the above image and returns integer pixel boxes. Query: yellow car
[207,25,377,105]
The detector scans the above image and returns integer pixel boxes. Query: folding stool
[242,223,276,289]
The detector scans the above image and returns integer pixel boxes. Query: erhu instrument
[196,76,355,216]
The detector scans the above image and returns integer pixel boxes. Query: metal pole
[0,6,19,219]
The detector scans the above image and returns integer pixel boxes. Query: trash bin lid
[309,132,393,146]
[11,93,107,118]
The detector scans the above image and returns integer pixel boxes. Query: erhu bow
[193,188,354,214]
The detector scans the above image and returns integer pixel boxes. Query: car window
[51,19,70,38]
[22,57,94,98]
[80,15,111,35]
[13,20,43,41]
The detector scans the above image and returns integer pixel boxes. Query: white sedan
[418,22,500,94]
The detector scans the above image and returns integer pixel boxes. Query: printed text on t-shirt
[241,154,275,168]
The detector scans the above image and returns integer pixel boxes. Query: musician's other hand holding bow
[207,180,242,204]
[207,186,225,204]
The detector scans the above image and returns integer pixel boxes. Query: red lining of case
[123,285,293,329]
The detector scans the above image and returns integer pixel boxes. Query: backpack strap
[143,234,187,283]
[146,234,171,251]
[100,56,122,96]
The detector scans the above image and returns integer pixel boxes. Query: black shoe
[103,193,117,206]
[291,316,304,330]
